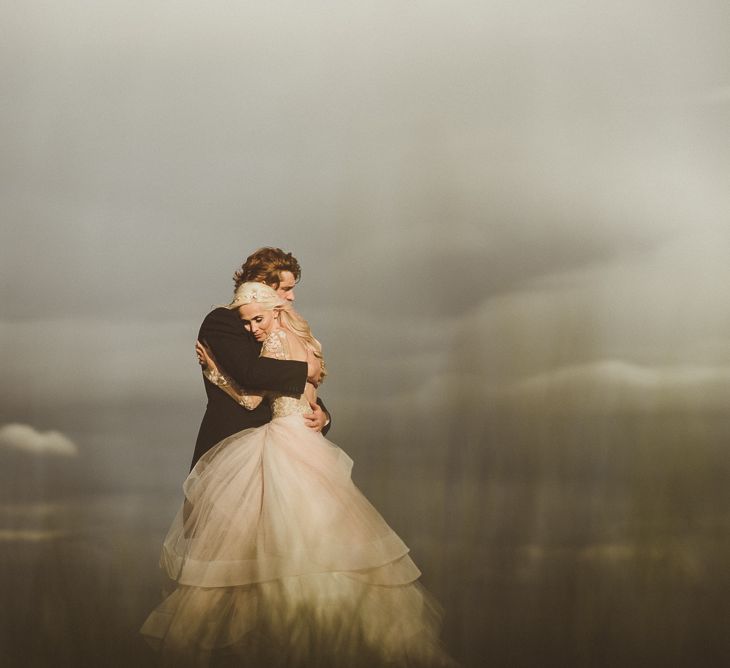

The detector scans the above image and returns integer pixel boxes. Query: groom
[190,247,330,469]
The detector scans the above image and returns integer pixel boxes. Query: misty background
[2,1,729,666]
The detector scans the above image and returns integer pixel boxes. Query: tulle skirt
[141,415,457,667]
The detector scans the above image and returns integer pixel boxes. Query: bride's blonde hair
[227,282,326,380]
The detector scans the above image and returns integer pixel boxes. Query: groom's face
[272,271,296,302]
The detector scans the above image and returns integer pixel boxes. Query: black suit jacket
[191,307,330,469]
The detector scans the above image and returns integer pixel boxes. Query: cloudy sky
[1,1,729,665]
[2,0,729,413]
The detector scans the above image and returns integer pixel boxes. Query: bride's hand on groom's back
[195,340,213,369]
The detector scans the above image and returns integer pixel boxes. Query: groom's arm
[317,398,331,436]
[199,308,307,395]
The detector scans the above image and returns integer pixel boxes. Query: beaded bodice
[271,394,312,419]
[263,331,313,419]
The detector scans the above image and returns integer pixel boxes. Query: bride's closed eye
[244,316,265,331]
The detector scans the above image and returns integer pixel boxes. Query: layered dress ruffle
[141,415,457,667]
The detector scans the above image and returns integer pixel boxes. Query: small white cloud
[0,423,78,457]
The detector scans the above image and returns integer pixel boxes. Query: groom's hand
[304,402,328,432]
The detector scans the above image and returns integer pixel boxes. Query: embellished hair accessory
[225,281,281,309]
[240,290,259,302]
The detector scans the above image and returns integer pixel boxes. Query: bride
[140,282,457,667]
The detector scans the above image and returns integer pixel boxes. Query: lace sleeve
[202,362,264,411]
[261,331,290,360]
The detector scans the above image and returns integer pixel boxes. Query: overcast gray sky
[2,0,729,417]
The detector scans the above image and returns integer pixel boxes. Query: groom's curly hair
[233,247,302,290]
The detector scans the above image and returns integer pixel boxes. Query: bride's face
[239,303,277,342]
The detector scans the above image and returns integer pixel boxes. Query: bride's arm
[196,341,264,410]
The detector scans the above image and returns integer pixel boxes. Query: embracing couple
[141,248,458,668]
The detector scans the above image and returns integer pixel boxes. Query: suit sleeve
[199,308,307,395]
[317,397,332,437]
